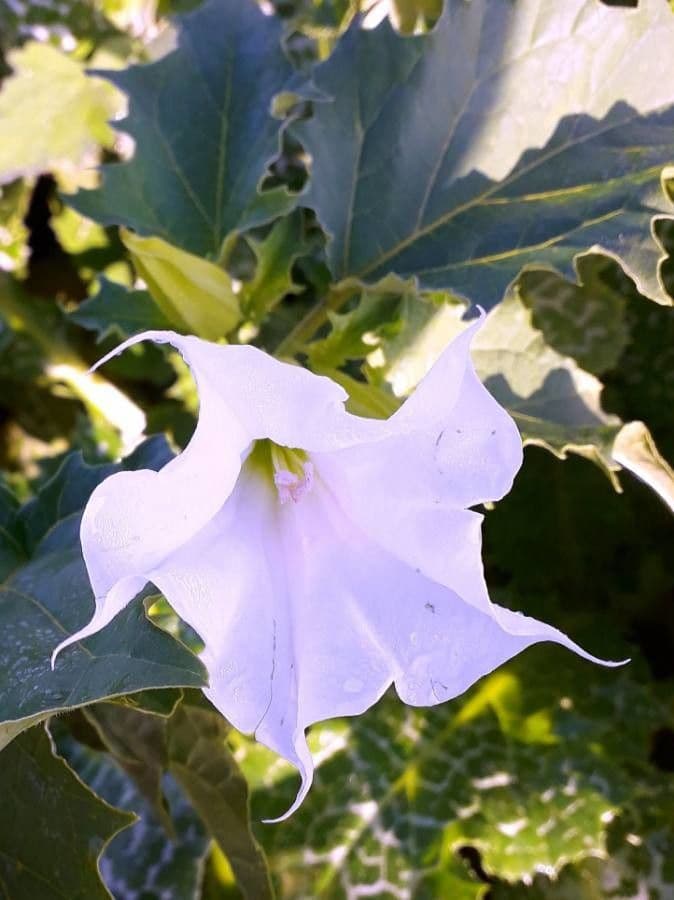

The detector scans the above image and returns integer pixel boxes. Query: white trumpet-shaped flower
[52,322,618,820]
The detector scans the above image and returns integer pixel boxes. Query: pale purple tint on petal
[52,324,621,820]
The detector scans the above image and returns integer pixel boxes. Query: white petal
[57,329,386,669]
[146,464,326,821]
[391,314,523,504]
[314,316,522,613]
[90,330,383,451]
[137,474,617,820]
[51,324,619,823]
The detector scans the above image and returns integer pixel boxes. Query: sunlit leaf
[121,228,241,339]
[243,651,670,896]
[0,42,122,184]
[240,212,309,323]
[295,0,674,305]
[71,277,172,340]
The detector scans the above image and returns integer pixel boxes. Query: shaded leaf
[0,477,22,581]
[240,212,309,323]
[55,728,211,900]
[471,291,622,483]
[70,0,296,257]
[295,0,674,305]
[519,255,631,377]
[0,725,134,899]
[86,693,273,900]
[85,701,173,832]
[0,273,147,455]
[168,696,273,900]
[71,277,173,341]
[0,440,206,745]
[603,277,674,461]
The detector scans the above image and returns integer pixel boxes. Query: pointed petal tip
[600,656,631,668]
[261,767,314,824]
[89,329,179,374]
[256,734,314,824]
[562,635,630,670]
[50,633,78,670]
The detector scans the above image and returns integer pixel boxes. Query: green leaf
[240,212,309,323]
[70,0,296,257]
[167,695,273,900]
[0,725,134,899]
[86,693,273,899]
[0,42,122,184]
[471,290,623,484]
[491,783,674,899]
[55,726,211,900]
[373,286,674,502]
[121,228,241,339]
[0,0,123,58]
[613,420,674,513]
[0,439,206,745]
[390,0,443,33]
[243,651,670,896]
[294,0,674,305]
[0,180,29,273]
[85,701,174,832]
[0,477,22,581]
[518,255,631,377]
[307,290,404,370]
[603,271,674,462]
[0,272,148,456]
[71,277,173,340]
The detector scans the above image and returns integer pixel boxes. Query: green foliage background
[0,0,673,897]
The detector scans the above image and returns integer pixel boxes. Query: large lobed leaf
[70,0,297,257]
[0,725,134,899]
[82,692,273,899]
[243,650,671,898]
[0,438,206,747]
[0,41,122,184]
[295,0,674,306]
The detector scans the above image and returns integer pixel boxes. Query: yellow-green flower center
[248,440,314,504]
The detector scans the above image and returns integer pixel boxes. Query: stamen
[274,461,314,504]
[248,440,315,504]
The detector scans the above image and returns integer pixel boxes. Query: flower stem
[274,283,357,358]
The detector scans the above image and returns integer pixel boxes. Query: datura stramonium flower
[52,322,617,820]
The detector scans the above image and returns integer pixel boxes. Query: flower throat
[248,439,314,505]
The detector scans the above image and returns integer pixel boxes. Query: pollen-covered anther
[274,461,314,504]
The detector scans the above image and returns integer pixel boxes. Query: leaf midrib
[350,102,667,281]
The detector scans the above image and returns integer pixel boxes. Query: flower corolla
[52,323,617,820]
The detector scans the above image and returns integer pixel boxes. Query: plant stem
[274,284,357,358]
